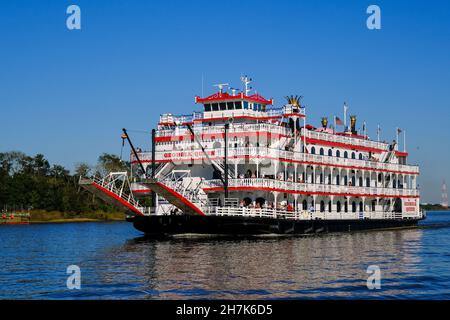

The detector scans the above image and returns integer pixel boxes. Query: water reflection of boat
[93,228,424,299]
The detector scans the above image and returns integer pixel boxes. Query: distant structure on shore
[442,180,449,209]
[1,205,31,225]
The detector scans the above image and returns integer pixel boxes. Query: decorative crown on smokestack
[321,117,328,128]
[285,95,303,108]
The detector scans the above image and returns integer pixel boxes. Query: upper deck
[139,77,417,177]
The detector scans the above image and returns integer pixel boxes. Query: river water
[1,211,450,299]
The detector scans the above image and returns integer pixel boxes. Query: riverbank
[421,204,449,212]
[28,210,125,224]
[30,217,125,224]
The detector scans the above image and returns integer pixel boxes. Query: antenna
[201,74,204,97]
[230,88,239,95]
[240,75,252,95]
[213,83,229,93]
[442,180,449,209]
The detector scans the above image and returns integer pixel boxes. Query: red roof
[395,150,409,157]
[195,92,273,105]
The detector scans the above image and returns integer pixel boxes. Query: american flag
[335,117,343,126]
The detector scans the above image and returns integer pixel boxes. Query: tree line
[0,151,129,215]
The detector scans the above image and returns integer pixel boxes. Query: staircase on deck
[79,172,151,216]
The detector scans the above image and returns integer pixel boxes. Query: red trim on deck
[92,182,145,216]
[195,92,273,105]
[193,115,286,122]
[155,131,289,143]
[132,189,152,193]
[395,150,409,157]
[132,155,419,175]
[203,186,419,199]
[303,136,386,153]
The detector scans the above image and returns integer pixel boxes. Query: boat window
[220,103,226,111]
[320,148,324,156]
[337,201,341,212]
[328,201,332,212]
[311,147,316,155]
[344,202,348,213]
[366,177,370,187]
[227,102,234,110]
[352,201,356,213]
[236,101,243,109]
[344,151,348,158]
[302,200,307,210]
[359,153,363,160]
[212,103,219,111]
[320,201,325,212]
[359,202,363,212]
[328,149,333,157]
[336,150,340,158]
[204,104,211,112]
[372,200,376,212]
[351,152,356,159]
[261,105,266,112]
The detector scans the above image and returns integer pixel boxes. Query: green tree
[96,153,129,176]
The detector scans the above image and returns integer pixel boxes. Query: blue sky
[0,0,449,203]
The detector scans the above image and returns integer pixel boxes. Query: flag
[335,117,343,126]
[397,128,402,134]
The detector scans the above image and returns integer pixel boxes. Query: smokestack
[350,115,357,134]
[321,117,328,129]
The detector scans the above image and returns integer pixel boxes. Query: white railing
[302,129,388,151]
[91,174,152,215]
[159,113,194,124]
[203,178,420,197]
[134,146,419,174]
[207,206,422,221]
[156,122,291,138]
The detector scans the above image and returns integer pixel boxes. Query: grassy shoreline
[30,217,125,224]
[28,210,126,224]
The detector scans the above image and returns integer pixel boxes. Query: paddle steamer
[80,77,424,235]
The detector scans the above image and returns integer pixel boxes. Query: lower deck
[131,213,422,236]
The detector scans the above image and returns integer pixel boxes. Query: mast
[151,129,156,205]
[224,123,229,198]
[122,128,146,178]
[442,180,449,209]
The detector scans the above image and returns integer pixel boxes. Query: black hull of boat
[130,215,421,236]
